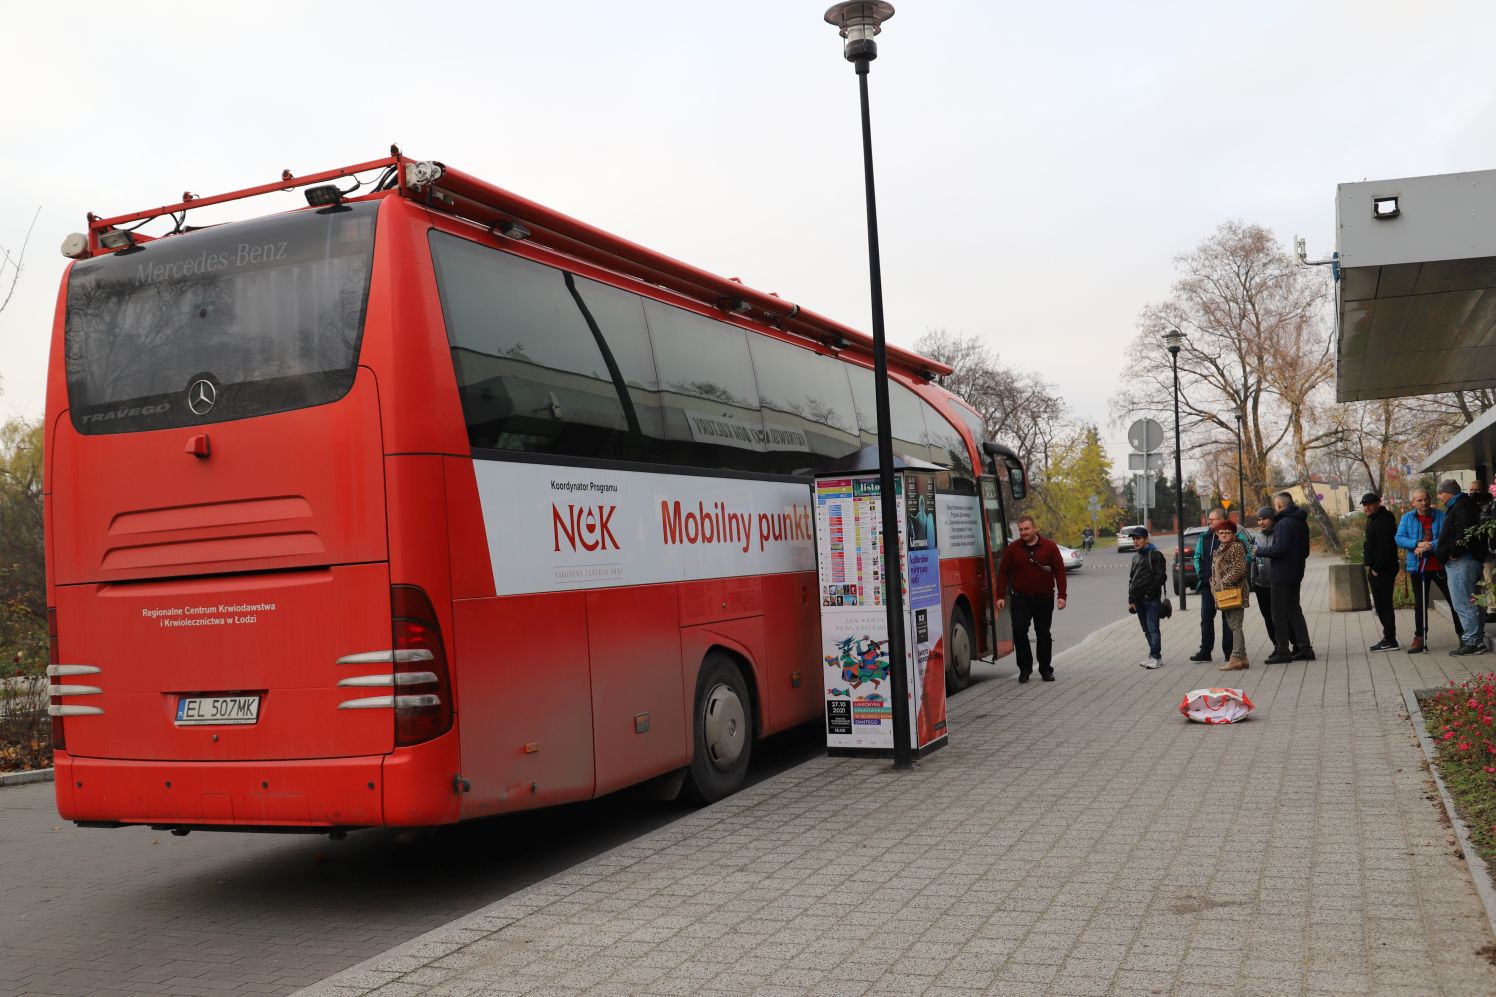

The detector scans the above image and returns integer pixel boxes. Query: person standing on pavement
[1251,506,1279,649]
[1361,492,1401,651]
[1209,520,1251,671]
[1395,488,1463,653]
[1191,507,1253,663]
[1254,491,1315,664]
[994,514,1068,682]
[1127,527,1168,669]
[1435,478,1489,657]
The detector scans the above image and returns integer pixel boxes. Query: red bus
[44,151,1027,832]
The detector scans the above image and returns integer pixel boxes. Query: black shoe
[1264,653,1293,664]
[1292,649,1316,661]
[1040,673,1055,682]
[1369,639,1398,652]
[1451,644,1485,657]
[1189,652,1212,663]
[1018,672,1031,683]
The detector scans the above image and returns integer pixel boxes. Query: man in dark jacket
[1361,492,1401,651]
[1436,479,1488,656]
[1253,492,1314,664]
[1127,527,1168,668]
[994,514,1068,682]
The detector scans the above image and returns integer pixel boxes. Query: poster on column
[816,475,901,749]
[905,472,948,751]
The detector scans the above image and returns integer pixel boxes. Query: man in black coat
[1437,478,1489,656]
[1254,491,1315,664]
[1361,492,1400,651]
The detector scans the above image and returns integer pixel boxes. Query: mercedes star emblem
[187,379,217,415]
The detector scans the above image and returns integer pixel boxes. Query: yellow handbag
[1214,585,1246,610]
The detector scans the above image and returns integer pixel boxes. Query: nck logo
[553,504,620,552]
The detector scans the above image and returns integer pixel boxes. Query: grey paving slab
[294,557,1496,996]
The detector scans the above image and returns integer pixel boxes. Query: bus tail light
[391,586,453,746]
[48,608,63,752]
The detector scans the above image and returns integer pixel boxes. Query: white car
[1057,545,1083,572]
[1117,526,1144,552]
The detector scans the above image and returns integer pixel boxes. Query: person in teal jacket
[1394,487,1464,653]
[1189,508,1254,662]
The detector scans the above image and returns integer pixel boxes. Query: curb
[1403,686,1496,945]
[0,767,54,788]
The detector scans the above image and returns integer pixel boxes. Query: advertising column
[815,470,947,756]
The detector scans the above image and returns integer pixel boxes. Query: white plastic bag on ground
[1178,687,1255,724]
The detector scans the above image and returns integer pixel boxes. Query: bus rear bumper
[55,752,388,829]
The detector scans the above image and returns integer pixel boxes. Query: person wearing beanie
[1436,478,1489,656]
[1251,506,1279,648]
[1395,487,1464,653]
[1361,493,1400,651]
[1126,527,1168,668]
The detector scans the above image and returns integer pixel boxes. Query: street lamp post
[824,1,912,771]
[1164,329,1187,610]
[1234,410,1246,519]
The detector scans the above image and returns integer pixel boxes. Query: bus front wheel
[945,607,974,693]
[684,653,753,803]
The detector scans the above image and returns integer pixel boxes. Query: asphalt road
[0,541,1172,997]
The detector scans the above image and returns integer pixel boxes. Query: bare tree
[917,329,1068,475]
[0,208,40,317]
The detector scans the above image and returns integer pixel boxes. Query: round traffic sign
[1128,418,1165,453]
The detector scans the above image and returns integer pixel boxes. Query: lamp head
[1163,328,1185,355]
[824,2,894,62]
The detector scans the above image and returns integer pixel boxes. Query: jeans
[1010,593,1055,677]
[1197,587,1233,658]
[1135,597,1161,660]
[1446,555,1484,647]
[1368,568,1398,642]
[1409,569,1462,642]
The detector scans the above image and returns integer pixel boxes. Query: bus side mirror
[1007,465,1026,500]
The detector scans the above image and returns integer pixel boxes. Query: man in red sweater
[995,514,1068,682]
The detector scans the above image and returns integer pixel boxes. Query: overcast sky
[3,0,1494,475]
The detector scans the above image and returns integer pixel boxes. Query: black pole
[854,57,912,771]
[1235,411,1245,519]
[1171,349,1186,610]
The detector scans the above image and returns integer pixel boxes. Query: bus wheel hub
[703,683,746,772]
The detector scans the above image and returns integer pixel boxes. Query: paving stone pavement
[301,556,1496,996]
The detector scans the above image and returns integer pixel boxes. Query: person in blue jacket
[1190,508,1254,663]
[1394,487,1463,653]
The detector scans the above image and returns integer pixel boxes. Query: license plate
[176,695,260,725]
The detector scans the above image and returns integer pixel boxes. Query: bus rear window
[64,201,377,435]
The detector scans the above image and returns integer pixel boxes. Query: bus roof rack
[80,150,952,379]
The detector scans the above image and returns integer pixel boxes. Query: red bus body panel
[45,168,1009,831]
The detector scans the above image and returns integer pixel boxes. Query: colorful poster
[817,471,947,753]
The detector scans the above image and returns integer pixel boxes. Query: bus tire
[945,606,974,693]
[683,652,753,804]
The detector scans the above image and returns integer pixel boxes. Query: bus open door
[979,442,1027,659]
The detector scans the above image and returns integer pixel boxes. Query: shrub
[1421,674,1496,870]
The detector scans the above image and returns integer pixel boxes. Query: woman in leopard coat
[1210,521,1250,671]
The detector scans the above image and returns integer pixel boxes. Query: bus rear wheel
[684,653,753,803]
[945,607,974,693]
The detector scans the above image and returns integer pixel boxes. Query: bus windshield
[64,201,377,435]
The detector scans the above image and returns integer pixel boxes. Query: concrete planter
[1327,562,1371,612]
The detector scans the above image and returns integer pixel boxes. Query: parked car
[1172,526,1256,594]
[1057,545,1083,572]
[1117,526,1145,552]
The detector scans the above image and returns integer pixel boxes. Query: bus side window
[845,366,932,463]
[919,398,973,475]
[643,300,768,473]
[747,335,860,474]
[430,232,662,460]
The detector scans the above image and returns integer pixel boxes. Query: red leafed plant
[1422,674,1496,865]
